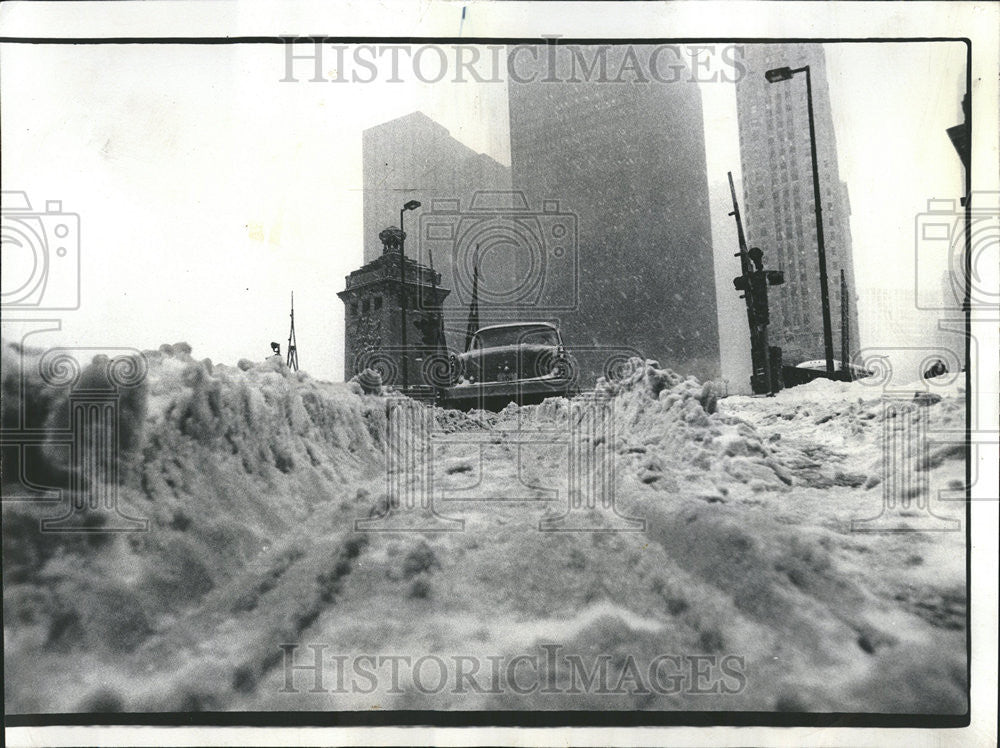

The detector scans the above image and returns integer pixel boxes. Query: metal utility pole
[286,292,299,371]
[730,172,771,392]
[399,199,421,390]
[765,65,835,374]
[729,171,784,395]
[840,269,851,381]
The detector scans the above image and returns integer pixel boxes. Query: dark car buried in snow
[440,322,579,410]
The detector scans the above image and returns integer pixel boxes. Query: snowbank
[2,340,393,711]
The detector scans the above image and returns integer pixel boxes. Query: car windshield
[472,326,558,349]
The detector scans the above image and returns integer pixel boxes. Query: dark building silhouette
[506,44,721,381]
[337,227,449,385]
[735,44,860,365]
[363,112,512,262]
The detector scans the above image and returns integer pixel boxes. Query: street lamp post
[399,199,421,390]
[765,65,835,375]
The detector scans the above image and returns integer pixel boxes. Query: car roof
[796,358,866,370]
[474,322,558,333]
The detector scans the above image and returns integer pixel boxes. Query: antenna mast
[426,243,447,352]
[286,292,299,371]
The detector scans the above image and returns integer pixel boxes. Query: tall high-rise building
[735,44,860,365]
[362,112,511,345]
[363,112,512,261]
[506,45,721,382]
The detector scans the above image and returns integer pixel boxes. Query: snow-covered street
[2,342,967,713]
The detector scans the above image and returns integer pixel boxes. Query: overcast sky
[1,40,965,381]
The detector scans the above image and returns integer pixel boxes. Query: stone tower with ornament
[338,226,450,390]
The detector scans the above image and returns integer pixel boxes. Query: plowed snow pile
[3,343,966,713]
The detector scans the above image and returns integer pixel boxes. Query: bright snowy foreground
[3,342,966,713]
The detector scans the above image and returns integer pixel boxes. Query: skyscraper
[507,44,721,381]
[735,44,860,366]
[362,112,511,342]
